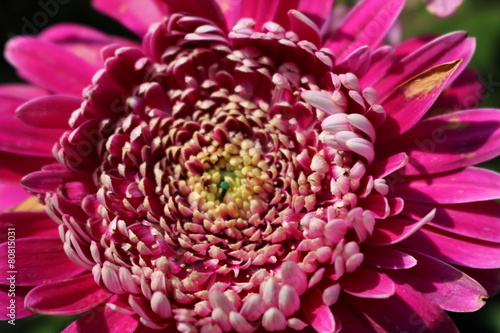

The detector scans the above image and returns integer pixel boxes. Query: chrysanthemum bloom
[1,0,499,332]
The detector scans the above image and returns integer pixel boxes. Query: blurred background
[0,0,499,332]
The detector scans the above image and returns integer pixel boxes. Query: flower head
[1,0,499,332]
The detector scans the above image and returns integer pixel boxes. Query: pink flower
[1,0,499,332]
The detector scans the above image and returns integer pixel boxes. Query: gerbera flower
[1,0,499,332]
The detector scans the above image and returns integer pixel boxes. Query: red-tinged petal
[402,225,500,268]
[16,95,81,129]
[0,238,85,286]
[325,0,405,61]
[0,183,31,211]
[340,266,395,299]
[359,46,395,88]
[215,0,241,29]
[368,153,408,179]
[367,209,435,246]
[425,0,464,18]
[392,167,500,204]
[389,248,487,312]
[376,60,462,143]
[383,109,500,175]
[162,0,227,31]
[335,46,371,78]
[25,274,111,315]
[394,35,437,59]
[302,287,337,333]
[288,10,321,48]
[402,201,500,243]
[357,194,389,219]
[375,32,474,100]
[5,37,98,96]
[330,299,375,332]
[234,0,284,31]
[297,0,335,32]
[0,152,53,184]
[458,267,500,298]
[0,95,63,157]
[62,303,140,333]
[0,212,58,242]
[0,84,49,100]
[344,283,458,333]
[0,285,35,320]
[93,0,168,37]
[362,245,417,270]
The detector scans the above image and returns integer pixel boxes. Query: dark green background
[0,0,498,332]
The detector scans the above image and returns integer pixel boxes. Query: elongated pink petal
[368,153,408,179]
[330,299,374,332]
[345,283,459,333]
[0,212,58,242]
[215,0,241,28]
[392,167,500,204]
[288,10,322,48]
[362,245,417,270]
[425,0,464,17]
[375,32,474,100]
[162,0,227,31]
[382,109,500,175]
[93,0,168,36]
[0,84,49,100]
[298,0,335,31]
[376,60,462,143]
[0,285,35,320]
[360,46,395,88]
[0,238,85,286]
[325,0,405,61]
[402,201,500,243]
[340,266,395,299]
[390,249,487,312]
[5,37,98,96]
[458,267,500,298]
[62,303,140,333]
[302,287,337,333]
[0,183,31,211]
[0,152,53,184]
[16,95,81,129]
[402,226,500,268]
[25,274,111,315]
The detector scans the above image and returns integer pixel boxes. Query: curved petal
[362,245,417,270]
[302,287,337,333]
[391,167,500,204]
[0,152,53,184]
[425,0,464,18]
[25,274,111,315]
[0,285,35,320]
[0,211,58,242]
[340,266,395,299]
[298,0,335,32]
[16,95,81,129]
[162,0,227,31]
[0,238,85,286]
[0,84,49,100]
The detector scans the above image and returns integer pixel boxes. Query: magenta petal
[0,152,54,184]
[5,37,98,96]
[368,152,408,179]
[0,285,35,320]
[359,46,395,88]
[163,0,227,31]
[458,267,500,298]
[93,0,168,36]
[375,32,474,100]
[0,84,49,100]
[62,302,140,333]
[325,0,405,61]
[392,167,500,204]
[16,95,81,129]
[0,238,85,286]
[425,0,464,17]
[402,225,500,268]
[345,283,458,333]
[390,248,487,312]
[302,287,337,333]
[0,183,31,211]
[25,274,111,315]
[0,212,58,242]
[376,60,462,143]
[403,201,500,243]
[362,245,417,270]
[297,0,335,30]
[288,10,322,48]
[340,266,395,299]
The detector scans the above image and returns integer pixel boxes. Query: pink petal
[25,274,111,315]
[394,34,437,59]
[215,0,241,29]
[376,60,462,143]
[0,84,49,100]
[458,267,500,298]
[340,266,395,299]
[392,167,500,204]
[5,37,98,96]
[0,183,31,211]
[235,0,285,31]
[402,225,500,268]
[402,200,500,243]
[425,0,464,17]
[375,32,474,100]
[362,245,417,270]
[330,300,374,332]
[93,0,168,36]
[390,248,487,312]
[0,152,53,184]
[0,238,85,286]
[345,283,458,333]
[0,212,58,242]
[381,109,500,175]
[359,46,395,88]
[288,10,322,48]
[162,0,227,31]
[325,0,405,61]
[369,153,408,179]
[16,95,81,129]
[62,303,140,333]
[302,287,337,333]
[0,285,35,320]
[298,0,335,32]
